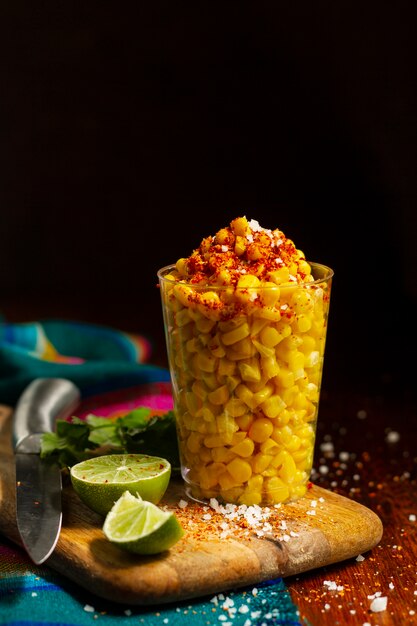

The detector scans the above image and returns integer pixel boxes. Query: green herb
[40,408,180,471]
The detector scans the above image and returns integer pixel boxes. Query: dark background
[1,2,416,394]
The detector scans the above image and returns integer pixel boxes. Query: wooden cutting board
[0,404,383,606]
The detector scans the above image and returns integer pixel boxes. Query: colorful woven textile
[0,319,303,626]
[0,320,168,405]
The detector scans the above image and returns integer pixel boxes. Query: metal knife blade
[13,378,80,564]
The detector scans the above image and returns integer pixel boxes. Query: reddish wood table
[288,385,417,625]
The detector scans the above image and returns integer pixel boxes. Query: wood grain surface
[0,404,383,606]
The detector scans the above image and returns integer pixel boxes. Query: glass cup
[158,262,334,506]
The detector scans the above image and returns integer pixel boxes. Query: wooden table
[2,297,417,624]
[288,383,417,625]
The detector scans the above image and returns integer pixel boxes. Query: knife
[13,378,80,564]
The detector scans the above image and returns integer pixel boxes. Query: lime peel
[103,491,184,555]
[70,453,171,516]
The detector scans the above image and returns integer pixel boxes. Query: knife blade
[13,377,80,564]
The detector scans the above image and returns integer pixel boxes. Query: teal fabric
[0,539,301,625]
[0,319,303,625]
[0,320,169,405]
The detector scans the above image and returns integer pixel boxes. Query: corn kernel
[217,414,239,437]
[248,417,274,442]
[238,359,261,383]
[273,450,297,483]
[251,384,274,408]
[271,425,293,446]
[204,434,226,448]
[236,383,254,407]
[252,339,275,359]
[265,476,289,503]
[260,438,279,455]
[250,317,269,336]
[239,490,262,505]
[218,358,236,376]
[195,316,216,333]
[186,432,204,454]
[227,458,253,483]
[285,434,301,452]
[173,284,195,308]
[221,321,250,346]
[252,306,282,321]
[219,472,239,491]
[224,397,247,417]
[295,314,312,333]
[234,235,247,256]
[207,334,226,358]
[196,349,217,373]
[231,216,250,236]
[231,437,255,458]
[259,325,282,347]
[259,281,280,306]
[261,394,286,418]
[235,413,253,431]
[208,385,230,406]
[261,355,280,379]
[211,446,235,463]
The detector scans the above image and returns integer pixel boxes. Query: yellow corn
[259,325,282,347]
[218,358,236,376]
[211,446,235,463]
[186,432,204,454]
[195,349,217,373]
[261,355,280,379]
[236,383,254,407]
[273,450,297,483]
[227,458,252,483]
[252,339,275,359]
[231,216,250,236]
[207,334,226,358]
[238,358,261,383]
[173,283,195,307]
[260,438,279,455]
[235,413,253,431]
[252,452,275,474]
[208,385,230,406]
[195,316,216,333]
[224,397,247,417]
[265,476,289,503]
[231,437,255,458]
[248,417,274,442]
[261,394,286,418]
[259,281,280,306]
[221,321,250,346]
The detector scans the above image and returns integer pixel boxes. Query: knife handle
[13,378,81,453]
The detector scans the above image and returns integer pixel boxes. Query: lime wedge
[103,491,184,554]
[70,453,171,516]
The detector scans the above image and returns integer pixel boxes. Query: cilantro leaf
[40,407,180,472]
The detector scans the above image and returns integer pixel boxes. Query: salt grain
[356,554,365,562]
[178,499,188,509]
[386,430,400,443]
[370,595,387,612]
[409,514,416,522]
[84,605,95,613]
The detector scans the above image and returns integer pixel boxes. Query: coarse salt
[84,605,95,613]
[370,595,388,612]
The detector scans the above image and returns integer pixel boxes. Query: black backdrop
[1,2,416,393]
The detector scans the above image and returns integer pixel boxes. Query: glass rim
[157,261,334,289]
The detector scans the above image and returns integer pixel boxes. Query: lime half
[70,453,171,516]
[103,491,184,555]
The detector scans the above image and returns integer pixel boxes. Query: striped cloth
[0,319,302,626]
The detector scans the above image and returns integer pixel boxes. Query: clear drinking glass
[158,262,334,506]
